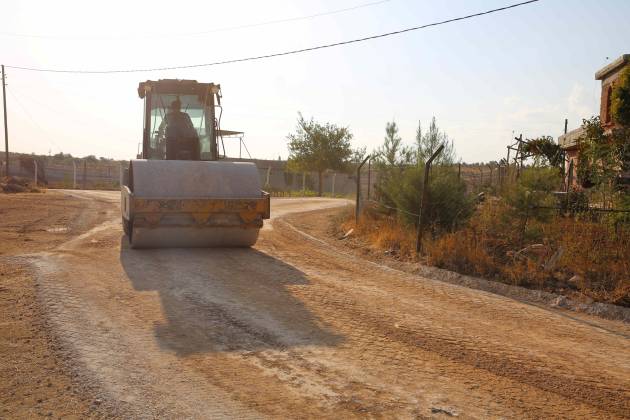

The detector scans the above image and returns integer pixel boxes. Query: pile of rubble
[1,176,42,193]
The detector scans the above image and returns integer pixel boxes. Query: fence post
[302,172,306,195]
[33,159,38,186]
[82,160,87,190]
[367,158,372,200]
[332,172,336,196]
[506,147,511,182]
[488,164,493,187]
[265,167,271,188]
[416,145,444,253]
[355,155,371,224]
[565,159,575,212]
[72,160,77,189]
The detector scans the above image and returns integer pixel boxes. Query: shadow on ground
[119,238,342,356]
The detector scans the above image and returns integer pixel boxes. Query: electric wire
[4,0,540,74]
[6,86,63,153]
[0,0,391,40]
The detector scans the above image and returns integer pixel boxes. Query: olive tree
[287,113,354,196]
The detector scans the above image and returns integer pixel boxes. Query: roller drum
[125,160,265,248]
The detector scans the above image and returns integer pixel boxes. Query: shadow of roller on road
[119,238,343,356]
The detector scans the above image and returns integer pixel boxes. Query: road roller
[121,79,270,248]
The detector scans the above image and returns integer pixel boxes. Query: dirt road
[9,190,630,418]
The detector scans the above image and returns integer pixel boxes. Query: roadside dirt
[0,190,112,256]
[2,192,629,419]
[0,191,116,419]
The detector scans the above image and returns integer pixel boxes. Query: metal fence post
[416,145,444,253]
[355,155,370,224]
[332,172,336,196]
[73,160,77,189]
[33,159,37,186]
[82,160,87,190]
[302,172,306,195]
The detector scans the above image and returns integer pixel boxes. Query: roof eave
[595,54,630,81]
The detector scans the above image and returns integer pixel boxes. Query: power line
[4,0,540,74]
[6,86,63,152]
[0,0,392,40]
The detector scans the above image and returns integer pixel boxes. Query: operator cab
[138,79,221,161]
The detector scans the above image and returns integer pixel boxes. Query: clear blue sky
[1,0,628,162]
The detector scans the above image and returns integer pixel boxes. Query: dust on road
[2,191,629,418]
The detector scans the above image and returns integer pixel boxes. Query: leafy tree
[375,121,412,166]
[415,117,455,165]
[611,66,630,127]
[373,121,412,206]
[83,155,98,162]
[522,135,564,173]
[350,146,367,166]
[287,113,353,196]
[374,118,471,231]
[387,165,472,230]
[577,116,629,188]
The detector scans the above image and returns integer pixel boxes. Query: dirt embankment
[0,191,115,418]
[282,205,630,323]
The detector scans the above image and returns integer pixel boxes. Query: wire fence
[1,154,360,196]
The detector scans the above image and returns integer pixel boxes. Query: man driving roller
[159,98,199,160]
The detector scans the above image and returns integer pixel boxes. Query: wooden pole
[2,65,8,176]
[566,159,574,193]
[416,145,444,253]
[519,134,524,176]
[355,155,370,224]
[367,158,371,200]
[488,164,493,187]
[506,146,511,182]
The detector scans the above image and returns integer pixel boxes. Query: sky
[1,0,629,163]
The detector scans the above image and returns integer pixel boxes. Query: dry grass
[341,208,419,261]
[345,200,630,307]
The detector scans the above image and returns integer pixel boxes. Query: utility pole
[2,65,8,176]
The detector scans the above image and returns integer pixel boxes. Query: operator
[159,99,198,140]
[159,99,199,159]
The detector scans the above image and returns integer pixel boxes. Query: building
[559,54,629,187]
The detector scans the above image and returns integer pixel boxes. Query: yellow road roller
[121,79,269,248]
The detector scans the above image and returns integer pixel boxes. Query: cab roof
[137,79,219,98]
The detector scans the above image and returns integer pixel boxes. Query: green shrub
[378,165,473,232]
[503,167,561,222]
